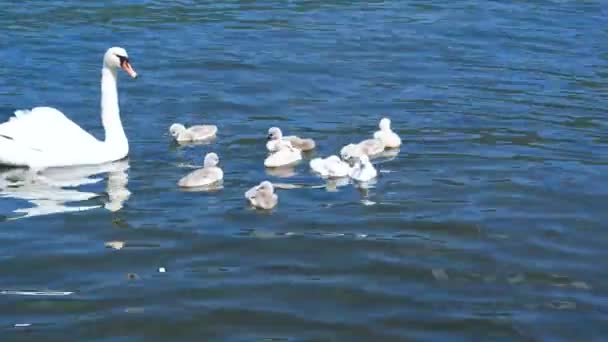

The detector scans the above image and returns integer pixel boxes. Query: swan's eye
[114,54,129,65]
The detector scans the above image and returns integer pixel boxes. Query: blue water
[1,1,608,340]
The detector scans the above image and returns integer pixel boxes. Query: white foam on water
[1,290,73,296]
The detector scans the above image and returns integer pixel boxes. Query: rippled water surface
[1,1,608,340]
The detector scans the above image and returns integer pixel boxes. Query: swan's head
[267,127,283,141]
[169,123,186,137]
[259,181,275,194]
[104,47,138,78]
[204,152,220,167]
[379,117,391,130]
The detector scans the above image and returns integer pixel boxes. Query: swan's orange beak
[121,60,138,78]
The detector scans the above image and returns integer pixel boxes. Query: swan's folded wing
[0,107,101,152]
[190,125,217,138]
[178,168,217,187]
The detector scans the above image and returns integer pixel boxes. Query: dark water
[1,1,608,340]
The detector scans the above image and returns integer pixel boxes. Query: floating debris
[507,273,526,285]
[127,273,139,280]
[548,300,576,310]
[1,290,73,296]
[105,241,125,250]
[432,268,449,281]
[158,267,166,273]
[570,281,591,290]
[125,307,145,314]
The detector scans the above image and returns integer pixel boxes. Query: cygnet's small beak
[121,59,138,78]
[266,134,273,141]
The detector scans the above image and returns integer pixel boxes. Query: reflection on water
[265,165,298,178]
[325,177,350,192]
[178,181,224,193]
[0,160,130,220]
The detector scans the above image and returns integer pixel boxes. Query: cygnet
[178,152,223,187]
[245,181,278,209]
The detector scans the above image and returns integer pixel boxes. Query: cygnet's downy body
[178,152,223,187]
[373,117,401,148]
[170,123,217,142]
[349,155,378,182]
[245,181,278,210]
[340,138,385,161]
[266,127,316,152]
[264,140,302,168]
[309,155,351,178]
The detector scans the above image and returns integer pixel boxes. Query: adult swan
[0,47,138,169]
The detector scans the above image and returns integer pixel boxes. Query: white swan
[264,140,302,168]
[245,181,278,210]
[266,127,316,152]
[169,123,217,143]
[373,117,401,148]
[340,138,385,161]
[0,47,137,169]
[177,152,223,188]
[310,155,351,178]
[349,155,377,182]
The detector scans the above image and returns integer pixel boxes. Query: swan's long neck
[101,67,128,149]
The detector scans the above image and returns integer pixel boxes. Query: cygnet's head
[169,123,186,137]
[379,117,391,130]
[340,144,358,161]
[103,47,138,78]
[267,127,283,141]
[203,152,220,167]
[259,181,275,194]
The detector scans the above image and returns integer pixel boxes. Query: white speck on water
[432,268,449,281]
[158,267,166,273]
[361,200,376,206]
[570,281,591,290]
[14,323,31,327]
[548,300,576,310]
[1,290,73,296]
[105,241,125,250]
[508,273,525,285]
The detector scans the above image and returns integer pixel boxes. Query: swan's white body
[373,118,401,148]
[0,47,137,169]
[349,155,377,182]
[310,155,351,178]
[264,140,302,168]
